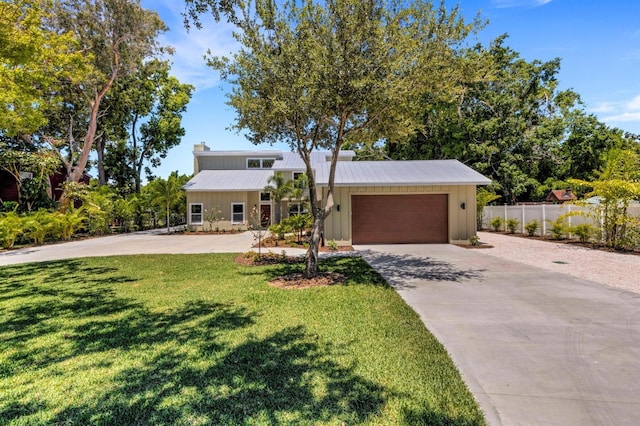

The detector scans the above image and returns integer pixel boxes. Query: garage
[351,194,448,244]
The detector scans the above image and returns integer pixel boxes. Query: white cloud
[144,0,239,90]
[591,102,617,113]
[597,94,640,132]
[491,0,552,8]
[626,95,640,111]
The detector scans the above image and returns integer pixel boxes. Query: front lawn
[0,254,485,425]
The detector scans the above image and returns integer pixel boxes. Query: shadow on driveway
[358,248,485,289]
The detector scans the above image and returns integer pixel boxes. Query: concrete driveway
[0,229,256,266]
[356,244,640,426]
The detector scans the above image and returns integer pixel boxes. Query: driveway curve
[0,229,256,266]
[357,243,640,426]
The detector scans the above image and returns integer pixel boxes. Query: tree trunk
[166,203,171,233]
[96,137,106,185]
[305,212,324,278]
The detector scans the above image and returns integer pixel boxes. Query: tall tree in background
[47,0,167,185]
[0,0,87,137]
[387,36,580,203]
[101,59,194,193]
[187,0,481,277]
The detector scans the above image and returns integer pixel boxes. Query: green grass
[0,254,485,425]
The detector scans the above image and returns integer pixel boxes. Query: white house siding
[322,185,477,245]
[186,191,260,231]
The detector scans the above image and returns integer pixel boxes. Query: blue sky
[140,0,640,178]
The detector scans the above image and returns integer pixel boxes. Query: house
[184,143,491,245]
[0,168,87,205]
[546,189,577,203]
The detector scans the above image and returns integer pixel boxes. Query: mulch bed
[454,243,494,249]
[234,251,350,288]
[252,236,354,252]
[234,252,303,266]
[485,231,640,256]
[268,271,348,289]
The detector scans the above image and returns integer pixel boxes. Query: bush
[547,217,570,240]
[469,235,480,246]
[24,210,56,245]
[269,222,291,240]
[489,217,504,232]
[0,211,23,249]
[1,201,19,213]
[282,214,313,242]
[55,210,86,240]
[524,219,539,237]
[572,223,595,243]
[506,218,519,234]
[327,239,338,251]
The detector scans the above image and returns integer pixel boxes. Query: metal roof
[315,160,491,186]
[193,150,283,157]
[184,170,274,191]
[272,151,356,170]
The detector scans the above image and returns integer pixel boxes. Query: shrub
[55,210,86,240]
[24,210,56,245]
[327,239,338,251]
[469,235,480,246]
[506,218,519,234]
[489,217,504,232]
[282,213,313,243]
[1,201,18,213]
[524,219,539,237]
[547,217,570,240]
[0,211,23,249]
[269,222,291,240]
[572,223,595,243]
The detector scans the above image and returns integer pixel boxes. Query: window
[246,158,275,169]
[231,203,245,224]
[260,192,271,202]
[293,172,305,181]
[189,203,203,225]
[288,202,308,216]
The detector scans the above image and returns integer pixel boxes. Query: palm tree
[149,172,184,233]
[263,171,292,223]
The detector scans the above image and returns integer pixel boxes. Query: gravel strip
[477,231,640,294]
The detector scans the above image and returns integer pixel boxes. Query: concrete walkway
[0,229,257,266]
[356,244,640,426]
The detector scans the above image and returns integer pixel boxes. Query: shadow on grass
[257,256,390,287]
[1,257,412,425]
[50,325,394,425]
[358,249,485,289]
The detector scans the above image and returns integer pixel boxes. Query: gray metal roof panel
[272,150,357,170]
[184,170,274,191]
[316,160,491,186]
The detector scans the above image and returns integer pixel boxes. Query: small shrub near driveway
[490,216,504,232]
[506,218,520,234]
[524,219,539,237]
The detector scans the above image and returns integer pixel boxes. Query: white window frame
[260,192,271,202]
[189,203,203,225]
[288,202,308,216]
[231,202,245,224]
[246,158,276,169]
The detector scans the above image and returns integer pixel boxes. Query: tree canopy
[191,0,482,276]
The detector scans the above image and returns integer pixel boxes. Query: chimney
[194,141,210,152]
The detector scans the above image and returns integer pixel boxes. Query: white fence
[482,204,640,236]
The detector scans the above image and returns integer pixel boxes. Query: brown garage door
[351,194,448,244]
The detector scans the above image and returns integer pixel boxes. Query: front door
[260,204,271,227]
